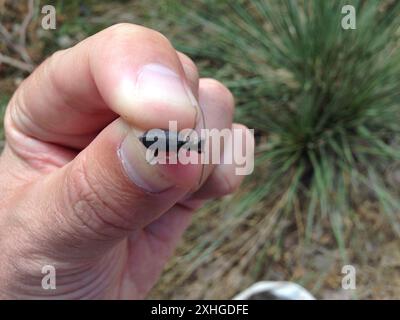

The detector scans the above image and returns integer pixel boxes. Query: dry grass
[148,191,400,299]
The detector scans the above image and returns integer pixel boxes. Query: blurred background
[1,0,400,299]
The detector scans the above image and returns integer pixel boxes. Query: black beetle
[139,129,203,156]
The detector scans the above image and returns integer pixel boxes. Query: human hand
[0,24,253,299]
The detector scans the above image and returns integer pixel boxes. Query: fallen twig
[0,0,36,72]
[0,53,34,72]
[17,0,35,64]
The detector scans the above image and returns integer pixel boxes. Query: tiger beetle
[139,129,204,157]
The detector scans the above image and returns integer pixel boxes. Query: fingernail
[118,130,173,193]
[114,63,198,129]
[135,63,197,109]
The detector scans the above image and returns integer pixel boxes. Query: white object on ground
[233,281,315,300]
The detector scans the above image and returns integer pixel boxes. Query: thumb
[19,118,202,259]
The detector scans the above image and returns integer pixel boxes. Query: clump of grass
[155,0,400,294]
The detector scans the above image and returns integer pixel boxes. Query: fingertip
[198,79,235,127]
[112,67,197,130]
[177,51,199,96]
